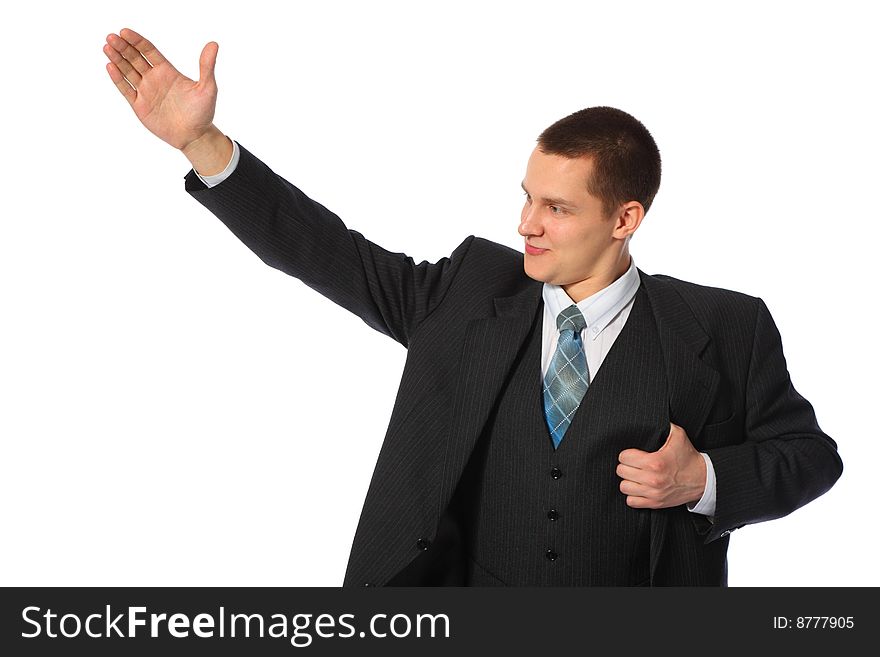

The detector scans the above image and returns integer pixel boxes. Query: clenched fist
[617,422,707,509]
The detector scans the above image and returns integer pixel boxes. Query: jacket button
[363,583,373,587]
[545,549,558,561]
[550,467,563,480]
[547,509,559,521]
[416,538,430,551]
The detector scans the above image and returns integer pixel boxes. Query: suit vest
[447,285,670,585]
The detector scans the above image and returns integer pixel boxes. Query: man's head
[519,106,661,302]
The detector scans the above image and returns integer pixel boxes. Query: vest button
[550,467,563,480]
[545,549,558,561]
[416,538,430,551]
[547,509,559,521]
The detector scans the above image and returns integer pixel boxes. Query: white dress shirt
[541,259,715,517]
[195,141,716,517]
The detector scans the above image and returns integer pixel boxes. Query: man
[104,28,843,586]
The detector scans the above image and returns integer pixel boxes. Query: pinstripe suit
[186,144,843,586]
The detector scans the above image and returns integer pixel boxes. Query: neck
[562,250,632,303]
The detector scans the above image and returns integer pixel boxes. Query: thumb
[198,41,219,85]
[657,423,676,451]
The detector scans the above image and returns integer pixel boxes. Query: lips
[525,243,548,255]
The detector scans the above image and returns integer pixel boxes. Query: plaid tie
[543,304,589,448]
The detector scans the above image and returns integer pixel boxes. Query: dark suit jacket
[186,144,843,586]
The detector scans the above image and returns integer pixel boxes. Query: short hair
[537,106,661,216]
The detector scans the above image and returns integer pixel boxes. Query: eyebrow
[520,181,576,208]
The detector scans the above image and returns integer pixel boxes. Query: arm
[105,29,472,345]
[704,298,843,542]
[185,144,473,346]
[617,297,841,538]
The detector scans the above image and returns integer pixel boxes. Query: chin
[523,261,553,283]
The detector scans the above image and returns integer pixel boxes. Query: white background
[1,0,876,587]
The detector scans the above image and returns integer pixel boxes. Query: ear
[611,201,645,239]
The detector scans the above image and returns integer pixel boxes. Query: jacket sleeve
[703,298,843,542]
[184,143,474,348]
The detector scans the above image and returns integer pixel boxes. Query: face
[519,147,627,302]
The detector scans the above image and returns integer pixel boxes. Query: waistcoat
[450,286,670,585]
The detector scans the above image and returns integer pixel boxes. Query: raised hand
[104,28,231,172]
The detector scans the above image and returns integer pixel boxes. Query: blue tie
[543,304,589,448]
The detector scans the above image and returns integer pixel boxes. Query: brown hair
[537,106,661,216]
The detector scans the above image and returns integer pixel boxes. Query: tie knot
[556,305,586,333]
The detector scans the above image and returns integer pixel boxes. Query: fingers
[105,32,152,77]
[616,462,648,483]
[103,42,142,88]
[618,447,652,468]
[623,494,656,509]
[119,28,168,67]
[105,61,136,106]
[618,475,663,509]
[619,478,652,498]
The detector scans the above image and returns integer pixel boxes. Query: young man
[104,28,842,586]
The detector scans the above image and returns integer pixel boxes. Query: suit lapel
[639,270,721,582]
[438,280,544,508]
[434,270,722,584]
[639,270,720,439]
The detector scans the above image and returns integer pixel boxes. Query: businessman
[104,28,843,586]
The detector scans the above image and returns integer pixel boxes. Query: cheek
[558,229,600,264]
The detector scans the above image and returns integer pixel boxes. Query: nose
[518,202,542,237]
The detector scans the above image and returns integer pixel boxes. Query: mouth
[525,243,548,255]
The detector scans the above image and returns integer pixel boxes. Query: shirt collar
[542,258,641,341]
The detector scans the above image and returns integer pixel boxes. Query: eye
[523,192,532,203]
[550,205,563,215]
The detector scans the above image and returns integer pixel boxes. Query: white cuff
[686,452,716,520]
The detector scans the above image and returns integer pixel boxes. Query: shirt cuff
[686,452,716,520]
[195,139,240,188]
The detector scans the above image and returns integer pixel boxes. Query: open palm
[104,28,218,151]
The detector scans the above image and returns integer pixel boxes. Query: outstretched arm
[106,29,475,347]
[103,28,232,175]
[185,145,475,347]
